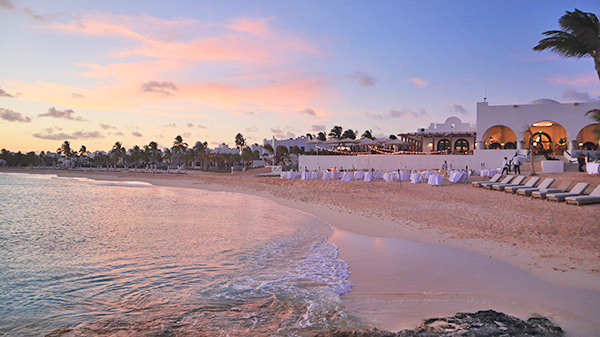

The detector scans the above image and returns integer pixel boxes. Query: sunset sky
[1,0,599,153]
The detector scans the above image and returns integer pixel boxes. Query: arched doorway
[437,139,450,152]
[525,121,568,154]
[576,124,600,150]
[482,125,516,149]
[454,139,469,153]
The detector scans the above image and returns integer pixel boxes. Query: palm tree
[111,141,126,165]
[533,9,600,81]
[361,130,374,140]
[341,129,357,139]
[316,132,327,141]
[586,109,600,140]
[144,141,160,164]
[306,133,315,140]
[172,135,188,166]
[57,141,72,157]
[235,133,246,153]
[328,126,343,139]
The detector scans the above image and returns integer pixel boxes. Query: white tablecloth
[448,171,465,183]
[354,171,365,180]
[587,162,600,174]
[410,172,421,184]
[398,171,410,180]
[375,171,385,179]
[322,172,332,180]
[333,172,343,179]
[301,172,311,180]
[364,171,373,182]
[341,171,353,181]
[311,171,320,179]
[481,169,498,178]
[419,171,431,183]
[428,174,443,186]
[383,172,398,182]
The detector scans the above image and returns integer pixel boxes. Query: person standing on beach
[501,157,510,175]
[578,153,586,172]
[512,156,521,174]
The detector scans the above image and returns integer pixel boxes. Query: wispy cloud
[71,93,86,99]
[270,126,297,139]
[300,108,316,116]
[0,87,19,97]
[99,123,115,129]
[367,109,428,120]
[140,80,177,95]
[410,78,428,88]
[563,88,599,102]
[0,0,14,10]
[346,71,377,87]
[131,131,143,137]
[24,7,62,22]
[39,107,87,121]
[245,126,259,133]
[546,74,597,86]
[310,124,325,132]
[1,108,31,122]
[448,104,468,115]
[32,128,103,140]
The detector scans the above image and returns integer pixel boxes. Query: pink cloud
[410,78,428,88]
[546,73,597,86]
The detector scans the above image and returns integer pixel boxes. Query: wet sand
[4,167,600,335]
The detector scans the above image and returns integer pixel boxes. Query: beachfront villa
[299,99,600,174]
[264,135,317,154]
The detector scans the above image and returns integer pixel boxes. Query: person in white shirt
[512,156,521,174]
[501,157,510,174]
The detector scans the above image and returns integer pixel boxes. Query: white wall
[299,150,519,174]
[477,100,600,143]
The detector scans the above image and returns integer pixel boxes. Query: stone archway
[482,125,517,149]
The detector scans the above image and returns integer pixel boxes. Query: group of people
[501,155,522,175]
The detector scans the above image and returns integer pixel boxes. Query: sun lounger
[565,185,600,206]
[479,175,515,190]
[472,173,502,188]
[515,178,554,196]
[531,181,571,200]
[504,176,540,194]
[546,183,590,202]
[492,175,527,191]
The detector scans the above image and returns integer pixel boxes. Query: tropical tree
[361,130,374,139]
[111,142,126,165]
[57,141,74,158]
[522,126,537,176]
[341,129,357,139]
[389,134,398,140]
[328,126,343,139]
[306,133,315,140]
[241,146,254,167]
[144,141,160,164]
[79,145,87,157]
[586,108,600,139]
[316,132,327,141]
[533,9,600,81]
[235,133,246,152]
[172,135,188,166]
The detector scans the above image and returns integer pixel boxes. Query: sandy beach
[4,167,600,335]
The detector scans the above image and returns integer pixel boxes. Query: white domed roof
[527,99,560,105]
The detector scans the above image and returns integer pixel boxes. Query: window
[437,139,450,152]
[454,139,469,153]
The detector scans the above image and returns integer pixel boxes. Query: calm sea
[0,173,359,336]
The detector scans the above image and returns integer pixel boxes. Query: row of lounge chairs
[472,173,600,206]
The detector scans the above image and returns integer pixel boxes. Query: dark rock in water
[316,310,564,337]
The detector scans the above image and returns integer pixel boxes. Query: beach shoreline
[4,167,600,335]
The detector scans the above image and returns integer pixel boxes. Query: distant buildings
[398,116,476,154]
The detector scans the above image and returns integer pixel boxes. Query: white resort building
[299,99,600,174]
